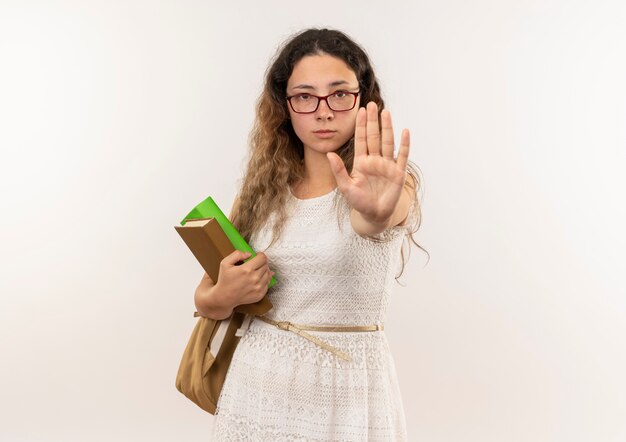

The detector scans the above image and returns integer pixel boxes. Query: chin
[308,139,349,154]
[313,146,343,155]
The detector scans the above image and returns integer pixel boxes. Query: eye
[333,91,348,98]
[295,93,312,101]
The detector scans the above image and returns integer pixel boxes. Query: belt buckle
[276,321,292,331]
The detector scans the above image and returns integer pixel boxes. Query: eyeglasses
[286,91,360,114]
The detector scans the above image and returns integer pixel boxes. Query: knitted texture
[211,188,412,441]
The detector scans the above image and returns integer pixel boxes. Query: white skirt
[210,319,408,441]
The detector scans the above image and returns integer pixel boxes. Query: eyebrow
[290,80,354,91]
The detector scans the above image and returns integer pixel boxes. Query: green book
[181,196,277,288]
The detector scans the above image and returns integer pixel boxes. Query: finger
[251,266,271,293]
[253,265,268,283]
[381,109,395,160]
[354,107,367,158]
[366,102,381,155]
[396,128,410,172]
[222,249,252,266]
[327,152,352,195]
[244,251,268,271]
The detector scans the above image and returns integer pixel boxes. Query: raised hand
[327,101,410,226]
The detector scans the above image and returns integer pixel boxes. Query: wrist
[350,209,392,236]
[195,283,234,320]
[208,282,235,319]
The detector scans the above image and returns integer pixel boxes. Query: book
[175,196,274,316]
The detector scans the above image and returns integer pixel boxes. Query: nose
[315,97,334,120]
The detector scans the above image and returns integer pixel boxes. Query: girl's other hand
[215,250,274,308]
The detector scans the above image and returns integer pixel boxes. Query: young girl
[194,27,423,441]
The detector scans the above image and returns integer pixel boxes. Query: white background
[1,0,625,441]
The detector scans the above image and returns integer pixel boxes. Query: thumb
[326,152,352,193]
[222,249,252,266]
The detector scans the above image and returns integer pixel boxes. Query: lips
[312,130,337,139]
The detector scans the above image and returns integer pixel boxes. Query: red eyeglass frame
[286,91,360,114]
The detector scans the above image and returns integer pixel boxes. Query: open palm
[327,101,410,225]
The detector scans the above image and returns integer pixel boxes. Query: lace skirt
[211,319,408,441]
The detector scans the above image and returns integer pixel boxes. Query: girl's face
[286,53,361,156]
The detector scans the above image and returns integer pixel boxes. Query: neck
[293,149,337,197]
